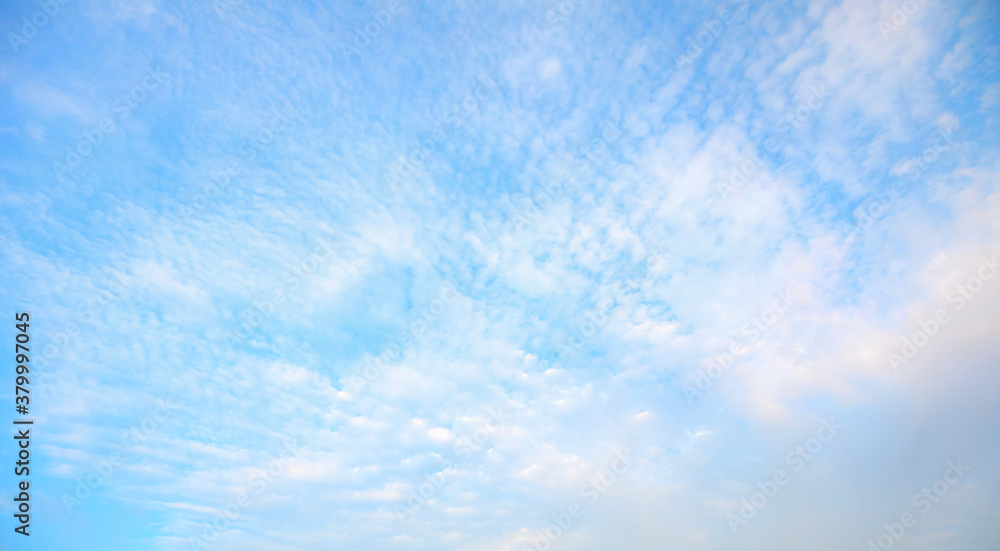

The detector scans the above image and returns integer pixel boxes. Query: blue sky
[1,0,999,549]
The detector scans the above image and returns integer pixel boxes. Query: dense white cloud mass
[0,0,998,550]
